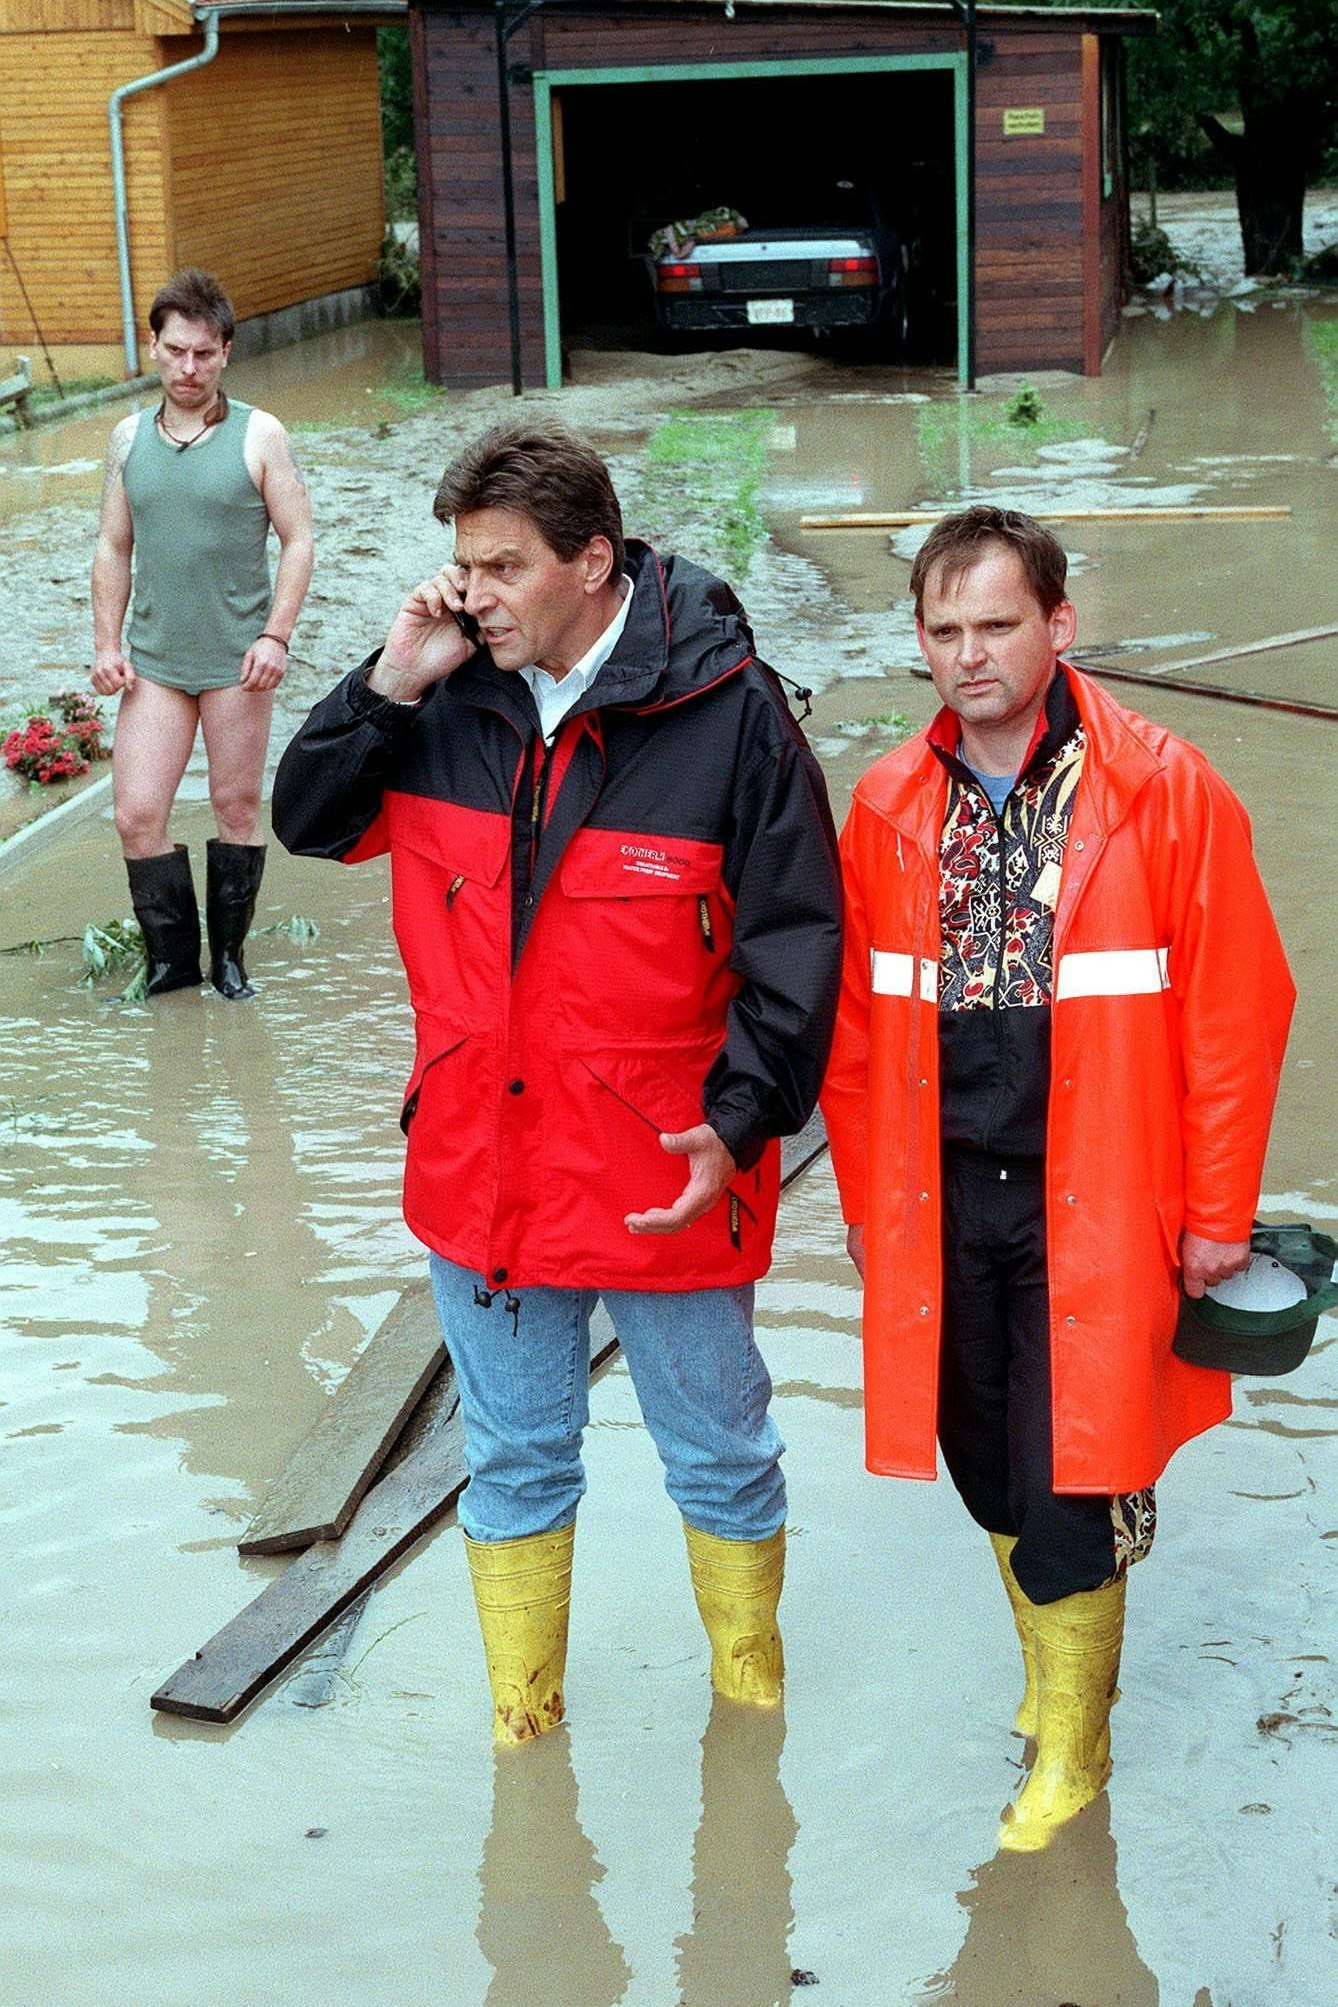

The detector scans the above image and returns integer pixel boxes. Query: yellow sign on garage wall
[1003,108,1046,136]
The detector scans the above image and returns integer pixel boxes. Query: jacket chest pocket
[551,832,732,1041]
[384,792,512,1012]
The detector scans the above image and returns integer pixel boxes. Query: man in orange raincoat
[822,505,1294,1851]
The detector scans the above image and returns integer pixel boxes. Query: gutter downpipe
[108,9,221,380]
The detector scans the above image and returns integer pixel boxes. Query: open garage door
[534,56,969,388]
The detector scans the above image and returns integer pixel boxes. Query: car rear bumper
[655,293,879,332]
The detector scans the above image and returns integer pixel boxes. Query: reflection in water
[472,1697,798,2007]
[675,1697,797,2007]
[917,1796,1157,2005]
[476,1729,630,2007]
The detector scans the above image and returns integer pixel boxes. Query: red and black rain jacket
[273,541,842,1292]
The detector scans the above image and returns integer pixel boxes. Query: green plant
[379,364,446,415]
[1004,385,1045,428]
[915,395,1102,494]
[81,919,148,1000]
[835,712,912,738]
[1308,318,1338,439]
[1128,216,1203,287]
[384,144,417,226]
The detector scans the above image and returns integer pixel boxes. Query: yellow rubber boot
[464,1523,575,1747]
[998,1574,1125,1853]
[988,1532,1039,1739]
[683,1522,785,1707]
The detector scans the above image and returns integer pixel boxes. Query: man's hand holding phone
[367,566,478,704]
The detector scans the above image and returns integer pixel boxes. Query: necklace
[156,394,225,450]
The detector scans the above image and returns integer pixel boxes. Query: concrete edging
[0,772,114,877]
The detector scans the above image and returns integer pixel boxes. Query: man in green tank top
[91,268,314,999]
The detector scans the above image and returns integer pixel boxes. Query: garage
[409,2,1154,390]
[543,63,962,367]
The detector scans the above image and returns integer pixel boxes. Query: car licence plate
[746,299,794,325]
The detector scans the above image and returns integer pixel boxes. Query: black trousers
[937,1148,1118,1606]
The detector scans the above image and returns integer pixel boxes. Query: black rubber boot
[125,846,202,997]
[206,838,266,1000]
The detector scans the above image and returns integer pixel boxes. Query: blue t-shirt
[964,760,1016,818]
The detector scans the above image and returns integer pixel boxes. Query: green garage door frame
[532,53,971,389]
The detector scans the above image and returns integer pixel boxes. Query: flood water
[1,298,1336,2004]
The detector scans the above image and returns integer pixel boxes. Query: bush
[1129,217,1203,287]
[376,229,421,318]
[384,144,417,225]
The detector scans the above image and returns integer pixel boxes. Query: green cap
[1173,1223,1338,1376]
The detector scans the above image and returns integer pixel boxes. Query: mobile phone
[454,606,481,646]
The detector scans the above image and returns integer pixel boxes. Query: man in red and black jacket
[273,419,842,1745]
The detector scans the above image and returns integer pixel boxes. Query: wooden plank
[151,1374,471,1723]
[1074,663,1338,723]
[780,1109,828,1191]
[797,507,1293,531]
[247,1111,826,1560]
[152,1120,831,1724]
[238,1286,446,1556]
[1078,625,1338,679]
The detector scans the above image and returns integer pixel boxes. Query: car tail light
[657,262,703,294]
[827,255,878,288]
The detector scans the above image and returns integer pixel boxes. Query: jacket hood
[597,539,757,711]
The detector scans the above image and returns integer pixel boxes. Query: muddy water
[1,300,1335,2004]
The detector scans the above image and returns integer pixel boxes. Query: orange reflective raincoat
[822,668,1295,1492]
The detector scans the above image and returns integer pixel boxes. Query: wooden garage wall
[0,26,173,349]
[975,31,1086,375]
[0,12,382,359]
[416,4,518,384]
[163,26,385,324]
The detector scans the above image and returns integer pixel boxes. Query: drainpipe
[108,9,220,378]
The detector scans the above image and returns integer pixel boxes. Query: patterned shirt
[930,668,1086,1157]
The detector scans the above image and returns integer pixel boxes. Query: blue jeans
[428,1255,786,1544]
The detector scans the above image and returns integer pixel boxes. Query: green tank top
[123,397,272,690]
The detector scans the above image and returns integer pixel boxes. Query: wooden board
[151,1380,469,1723]
[910,658,1336,719]
[797,506,1293,531]
[152,1118,831,1724]
[780,1109,827,1191]
[1078,625,1338,680]
[238,1285,445,1556]
[284,1591,371,1710]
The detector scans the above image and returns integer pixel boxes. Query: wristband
[260,632,290,649]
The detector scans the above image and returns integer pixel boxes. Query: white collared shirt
[520,575,633,743]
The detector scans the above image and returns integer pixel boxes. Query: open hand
[625,1124,737,1236]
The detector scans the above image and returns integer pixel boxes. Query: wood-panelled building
[408,0,1155,389]
[0,0,400,377]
